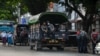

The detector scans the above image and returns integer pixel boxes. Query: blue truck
[0,20,14,40]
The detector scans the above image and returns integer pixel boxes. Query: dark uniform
[80,30,88,53]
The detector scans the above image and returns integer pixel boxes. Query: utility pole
[17,3,21,24]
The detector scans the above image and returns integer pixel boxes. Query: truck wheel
[37,47,42,51]
[60,47,64,51]
[14,42,16,45]
[49,47,53,50]
[57,46,64,51]
[30,46,33,50]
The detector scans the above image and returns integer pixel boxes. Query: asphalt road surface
[0,44,99,56]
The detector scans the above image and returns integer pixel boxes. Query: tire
[60,48,64,51]
[30,46,33,50]
[14,43,16,45]
[57,46,64,51]
[49,47,53,50]
[37,48,42,51]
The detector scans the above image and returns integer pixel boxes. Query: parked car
[95,42,100,54]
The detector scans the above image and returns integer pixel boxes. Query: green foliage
[0,0,28,21]
[23,0,46,15]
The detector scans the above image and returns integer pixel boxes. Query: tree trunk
[82,21,90,33]
[82,16,93,33]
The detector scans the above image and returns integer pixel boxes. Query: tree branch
[65,0,85,19]
[71,0,77,9]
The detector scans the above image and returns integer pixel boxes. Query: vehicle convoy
[28,12,69,50]
[14,24,29,45]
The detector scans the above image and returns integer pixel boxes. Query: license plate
[52,40,55,42]
[49,40,54,43]
[49,40,58,43]
[55,40,58,43]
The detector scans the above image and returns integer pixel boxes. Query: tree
[65,0,100,32]
[0,0,28,21]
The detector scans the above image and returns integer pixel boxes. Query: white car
[95,42,100,54]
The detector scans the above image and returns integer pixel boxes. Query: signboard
[21,18,28,24]
[22,18,26,24]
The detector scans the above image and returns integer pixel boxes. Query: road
[0,44,99,56]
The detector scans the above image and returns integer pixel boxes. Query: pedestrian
[41,22,48,37]
[7,32,14,46]
[80,30,88,53]
[0,31,7,46]
[91,29,98,54]
[47,21,55,38]
[76,28,81,53]
[77,29,88,53]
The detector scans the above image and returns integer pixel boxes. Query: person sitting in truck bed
[41,22,48,38]
[47,21,55,38]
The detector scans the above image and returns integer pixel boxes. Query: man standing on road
[76,29,81,53]
[80,30,88,53]
[91,29,98,54]
[77,29,88,53]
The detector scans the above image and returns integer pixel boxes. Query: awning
[28,13,41,25]
[28,12,68,25]
[39,12,68,24]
